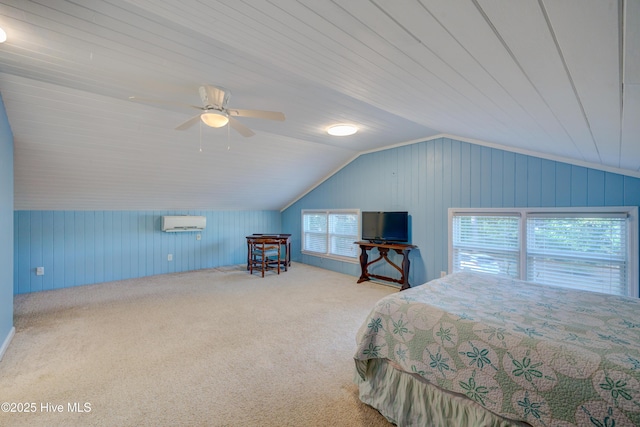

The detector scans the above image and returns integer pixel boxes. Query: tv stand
[355,241,417,290]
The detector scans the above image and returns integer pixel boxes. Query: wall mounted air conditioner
[161,215,206,232]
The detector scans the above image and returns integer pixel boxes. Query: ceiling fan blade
[175,114,202,131]
[200,85,228,109]
[129,96,202,110]
[228,109,285,121]
[228,117,255,137]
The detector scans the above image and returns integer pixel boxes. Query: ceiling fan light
[327,124,358,136]
[200,111,229,128]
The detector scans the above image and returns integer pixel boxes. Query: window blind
[526,215,628,295]
[302,210,359,259]
[452,214,520,277]
[329,213,359,258]
[448,208,635,297]
[303,213,327,253]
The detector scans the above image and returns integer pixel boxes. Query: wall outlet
[36,266,44,276]
[167,254,173,261]
[440,271,447,278]
[196,234,201,241]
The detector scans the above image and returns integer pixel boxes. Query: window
[451,214,520,277]
[449,207,638,297]
[302,210,360,260]
[526,214,628,295]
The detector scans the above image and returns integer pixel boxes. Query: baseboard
[0,326,15,361]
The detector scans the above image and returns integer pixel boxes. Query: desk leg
[400,250,411,290]
[357,246,370,283]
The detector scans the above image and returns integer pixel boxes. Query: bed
[354,271,640,426]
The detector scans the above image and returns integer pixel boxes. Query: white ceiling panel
[476,0,596,161]
[543,0,622,167]
[621,83,640,171]
[627,0,640,85]
[0,0,638,211]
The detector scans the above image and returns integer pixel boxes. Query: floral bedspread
[354,271,640,426]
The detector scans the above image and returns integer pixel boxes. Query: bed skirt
[355,358,529,427]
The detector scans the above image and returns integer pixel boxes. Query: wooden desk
[246,234,291,271]
[355,241,417,290]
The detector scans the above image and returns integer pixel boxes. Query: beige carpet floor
[0,263,396,427]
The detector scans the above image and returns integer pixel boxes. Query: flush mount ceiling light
[0,27,6,43]
[327,124,358,136]
[200,110,229,128]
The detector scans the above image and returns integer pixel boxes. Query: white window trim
[301,209,360,263]
[448,206,639,298]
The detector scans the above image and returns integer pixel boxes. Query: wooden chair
[249,238,281,277]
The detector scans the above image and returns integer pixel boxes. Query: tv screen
[361,211,409,243]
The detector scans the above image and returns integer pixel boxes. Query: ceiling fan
[129,85,285,137]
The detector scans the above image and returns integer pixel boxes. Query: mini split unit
[161,216,206,232]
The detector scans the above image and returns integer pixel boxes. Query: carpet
[0,263,396,427]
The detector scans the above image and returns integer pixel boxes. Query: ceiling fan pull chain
[199,121,203,152]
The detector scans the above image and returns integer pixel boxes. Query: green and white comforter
[354,272,640,426]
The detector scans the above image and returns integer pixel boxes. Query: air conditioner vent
[161,216,206,232]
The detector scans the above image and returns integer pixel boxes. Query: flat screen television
[361,211,409,243]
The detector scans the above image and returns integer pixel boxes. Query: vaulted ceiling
[0,0,638,211]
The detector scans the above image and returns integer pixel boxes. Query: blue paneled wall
[282,137,640,287]
[13,136,640,295]
[14,210,280,294]
[0,94,14,356]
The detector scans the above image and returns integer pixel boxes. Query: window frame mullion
[519,211,527,281]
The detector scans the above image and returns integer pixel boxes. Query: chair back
[252,238,280,250]
[249,238,281,277]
